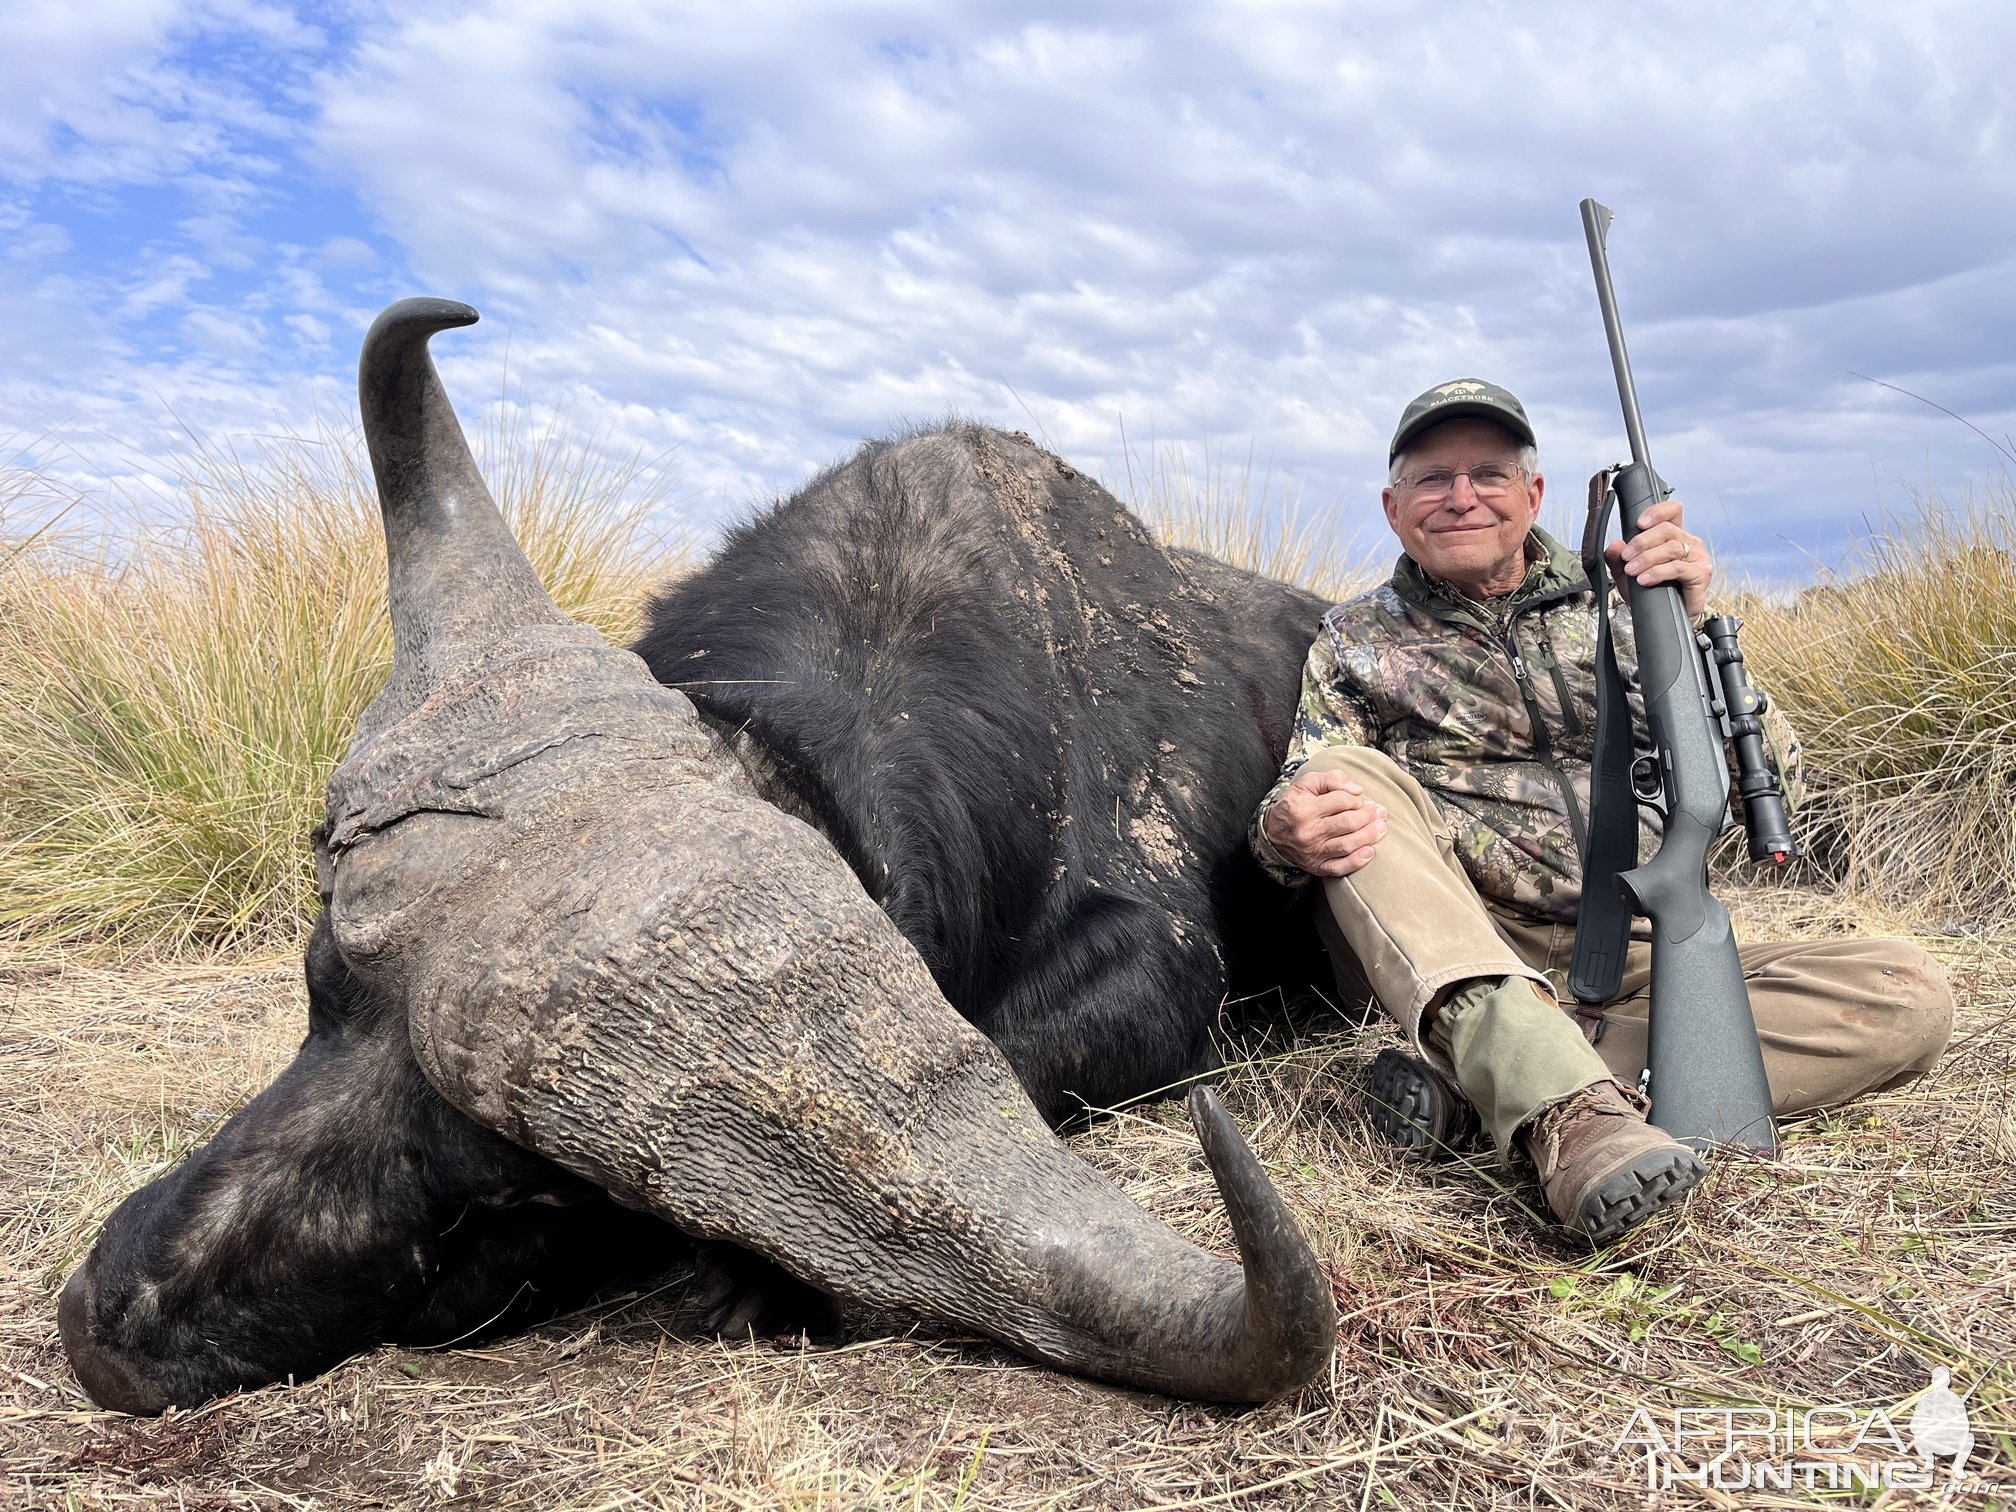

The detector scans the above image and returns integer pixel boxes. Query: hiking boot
[1519,1079,1705,1245]
[1365,1047,1480,1158]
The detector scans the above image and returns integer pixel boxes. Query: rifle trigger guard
[1629,753,1666,817]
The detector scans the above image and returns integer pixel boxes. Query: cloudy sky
[3,0,2011,578]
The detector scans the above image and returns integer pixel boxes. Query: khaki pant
[1305,746,1953,1151]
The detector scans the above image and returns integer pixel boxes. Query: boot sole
[1366,1048,1478,1158]
[1573,1144,1706,1246]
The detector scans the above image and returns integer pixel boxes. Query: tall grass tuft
[1736,496,2015,929]
[0,421,684,956]
[1123,440,1376,604]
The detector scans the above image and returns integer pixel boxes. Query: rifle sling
[1569,466,1639,1005]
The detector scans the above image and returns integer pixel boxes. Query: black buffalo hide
[634,424,1331,1122]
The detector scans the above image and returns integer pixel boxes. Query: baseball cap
[1389,379,1536,461]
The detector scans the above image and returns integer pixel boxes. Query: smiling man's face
[1381,418,1545,598]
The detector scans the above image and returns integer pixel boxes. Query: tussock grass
[1735,498,2016,931]
[0,421,682,956]
[1124,442,1377,605]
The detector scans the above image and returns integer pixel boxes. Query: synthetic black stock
[1575,197,1779,1153]
[1612,467,1778,1147]
[1637,881,1776,1150]
[1613,467,1731,902]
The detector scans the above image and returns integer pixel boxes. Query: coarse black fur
[634,423,1329,1122]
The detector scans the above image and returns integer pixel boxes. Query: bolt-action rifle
[1568,198,1797,1152]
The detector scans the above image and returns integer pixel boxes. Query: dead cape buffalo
[60,297,1341,1417]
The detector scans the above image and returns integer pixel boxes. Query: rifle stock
[1577,200,1778,1152]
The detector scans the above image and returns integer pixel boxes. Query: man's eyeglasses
[1398,462,1526,502]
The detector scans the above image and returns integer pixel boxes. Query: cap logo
[1433,381,1488,396]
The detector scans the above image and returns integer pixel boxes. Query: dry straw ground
[1,434,2011,1509]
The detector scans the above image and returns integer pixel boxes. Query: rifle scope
[1700,614,1798,865]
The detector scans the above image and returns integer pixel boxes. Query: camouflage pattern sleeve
[1760,695,1804,816]
[1248,627,1380,887]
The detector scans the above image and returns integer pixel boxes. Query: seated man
[1252,379,1953,1245]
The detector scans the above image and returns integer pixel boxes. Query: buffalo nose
[58,1261,173,1416]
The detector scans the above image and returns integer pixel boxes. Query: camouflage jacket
[1248,526,1800,923]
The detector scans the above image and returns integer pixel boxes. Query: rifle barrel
[1579,198,1654,475]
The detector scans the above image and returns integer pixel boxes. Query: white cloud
[0,0,195,181]
[2,0,2012,580]
[120,253,211,318]
[181,305,264,356]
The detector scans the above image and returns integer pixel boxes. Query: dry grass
[1734,501,2016,931]
[1,446,2012,1506]
[2,887,2010,1509]
[1123,443,1376,605]
[0,420,684,956]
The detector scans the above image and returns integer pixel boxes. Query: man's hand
[1605,497,1713,623]
[1262,768,1388,878]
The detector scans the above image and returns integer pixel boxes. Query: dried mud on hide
[3,886,2012,1510]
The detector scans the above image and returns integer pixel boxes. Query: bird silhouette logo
[1909,1368,1974,1480]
